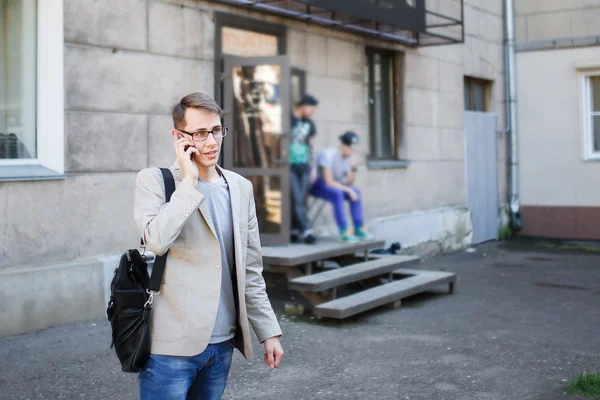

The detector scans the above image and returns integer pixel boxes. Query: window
[291,68,306,106]
[366,48,396,160]
[464,77,491,112]
[0,0,64,180]
[583,75,600,160]
[1,0,36,160]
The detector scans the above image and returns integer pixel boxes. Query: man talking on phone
[134,92,283,400]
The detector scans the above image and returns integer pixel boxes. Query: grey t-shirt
[196,175,237,344]
[316,147,351,184]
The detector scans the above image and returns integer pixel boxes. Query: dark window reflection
[232,65,283,168]
[366,48,395,160]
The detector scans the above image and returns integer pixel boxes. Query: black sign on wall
[295,0,426,33]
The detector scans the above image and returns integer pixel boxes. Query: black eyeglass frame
[177,126,229,142]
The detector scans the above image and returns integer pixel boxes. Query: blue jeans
[310,179,363,232]
[139,340,234,400]
[290,163,311,233]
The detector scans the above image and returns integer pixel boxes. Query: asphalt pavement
[1,239,598,400]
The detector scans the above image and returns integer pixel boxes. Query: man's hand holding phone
[174,135,199,185]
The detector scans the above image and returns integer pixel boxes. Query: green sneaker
[341,233,359,243]
[355,228,375,241]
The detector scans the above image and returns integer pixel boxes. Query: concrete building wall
[286,0,507,249]
[515,0,600,43]
[514,1,600,239]
[396,0,507,248]
[0,0,508,336]
[517,47,600,239]
[518,47,600,206]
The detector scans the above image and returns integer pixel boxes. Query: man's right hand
[346,188,359,202]
[173,135,199,184]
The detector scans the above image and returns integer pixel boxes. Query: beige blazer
[134,162,282,359]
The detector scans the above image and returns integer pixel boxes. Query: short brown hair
[172,93,222,130]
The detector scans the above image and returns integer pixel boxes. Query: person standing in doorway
[289,94,319,244]
[134,92,283,400]
[310,131,375,243]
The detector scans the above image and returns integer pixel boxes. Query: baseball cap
[297,94,319,106]
[339,131,359,146]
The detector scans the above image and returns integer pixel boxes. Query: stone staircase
[262,238,457,319]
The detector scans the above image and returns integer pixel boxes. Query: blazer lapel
[219,167,243,272]
[198,200,217,239]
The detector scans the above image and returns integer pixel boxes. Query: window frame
[0,0,64,181]
[366,47,398,161]
[582,73,600,161]
[464,76,491,112]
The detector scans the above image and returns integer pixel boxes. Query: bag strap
[148,168,176,293]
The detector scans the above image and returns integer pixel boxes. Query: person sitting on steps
[310,131,375,243]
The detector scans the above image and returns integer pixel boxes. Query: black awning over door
[208,0,464,46]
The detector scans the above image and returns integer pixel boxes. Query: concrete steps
[313,269,456,319]
[264,237,457,319]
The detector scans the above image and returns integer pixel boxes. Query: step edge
[314,275,456,312]
[289,258,422,291]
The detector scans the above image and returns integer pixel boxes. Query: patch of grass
[564,371,600,399]
[498,225,513,241]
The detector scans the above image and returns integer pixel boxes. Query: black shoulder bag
[106,168,175,373]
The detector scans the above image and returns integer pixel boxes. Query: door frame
[214,12,287,105]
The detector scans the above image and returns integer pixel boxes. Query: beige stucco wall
[517,46,600,206]
[0,0,510,335]
[515,0,600,42]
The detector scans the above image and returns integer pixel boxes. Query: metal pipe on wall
[505,0,522,230]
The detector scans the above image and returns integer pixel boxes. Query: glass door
[222,55,291,246]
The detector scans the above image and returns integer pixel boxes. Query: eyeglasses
[177,126,228,142]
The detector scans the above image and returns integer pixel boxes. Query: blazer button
[215,262,221,268]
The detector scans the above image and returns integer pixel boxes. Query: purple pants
[310,178,363,232]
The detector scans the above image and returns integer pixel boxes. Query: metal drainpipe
[505,0,522,230]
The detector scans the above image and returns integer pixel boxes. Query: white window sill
[0,165,66,182]
[367,160,411,170]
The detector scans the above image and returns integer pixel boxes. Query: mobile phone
[184,145,194,159]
